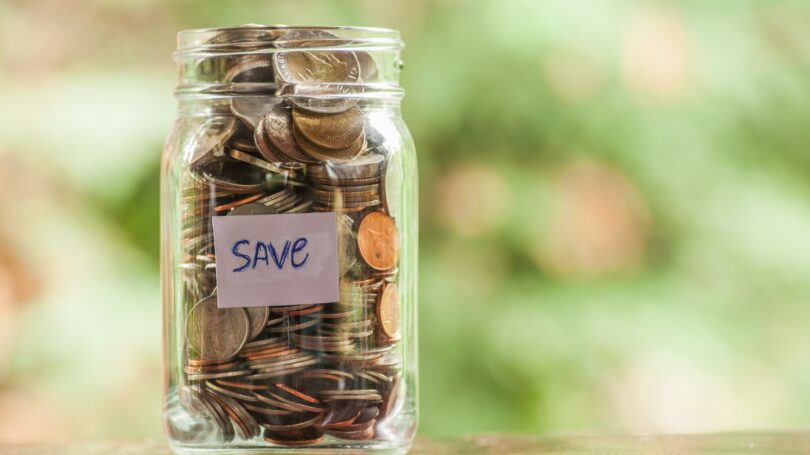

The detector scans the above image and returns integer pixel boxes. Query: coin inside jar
[186,295,251,362]
[257,105,315,164]
[292,106,364,151]
[357,211,400,271]
[273,30,360,85]
[377,283,400,340]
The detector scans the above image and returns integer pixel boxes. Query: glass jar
[161,26,417,453]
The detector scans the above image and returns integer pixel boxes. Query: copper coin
[214,191,266,213]
[186,295,250,362]
[208,389,253,440]
[292,107,364,151]
[357,211,400,271]
[197,388,235,442]
[377,283,400,340]
[205,381,261,403]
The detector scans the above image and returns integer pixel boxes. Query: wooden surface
[2,432,810,454]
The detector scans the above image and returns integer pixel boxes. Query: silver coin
[189,117,238,168]
[230,96,280,130]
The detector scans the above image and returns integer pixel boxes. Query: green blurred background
[2,0,810,443]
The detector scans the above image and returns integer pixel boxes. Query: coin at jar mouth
[357,51,379,82]
[286,83,361,115]
[292,106,365,151]
[230,96,279,130]
[206,26,283,47]
[186,295,250,362]
[190,117,238,168]
[273,30,360,85]
[377,283,400,340]
[225,55,276,83]
[357,211,400,271]
[257,105,316,164]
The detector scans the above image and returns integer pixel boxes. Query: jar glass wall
[160,26,417,454]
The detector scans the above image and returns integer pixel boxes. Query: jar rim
[176,25,403,58]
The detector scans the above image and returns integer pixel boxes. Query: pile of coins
[176,27,403,446]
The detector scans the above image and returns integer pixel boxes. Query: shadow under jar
[161,26,417,454]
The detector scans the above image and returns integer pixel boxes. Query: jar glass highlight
[160,26,417,454]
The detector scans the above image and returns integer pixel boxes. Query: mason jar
[160,26,417,453]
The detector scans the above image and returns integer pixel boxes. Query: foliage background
[2,0,810,442]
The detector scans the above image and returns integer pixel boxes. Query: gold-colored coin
[376,283,400,340]
[357,211,400,271]
[293,123,366,162]
[186,295,250,362]
[292,107,364,151]
[274,30,360,84]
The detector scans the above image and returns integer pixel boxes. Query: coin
[293,124,366,162]
[186,295,250,362]
[382,152,403,217]
[199,156,267,194]
[231,97,278,130]
[190,117,237,168]
[287,84,361,115]
[274,31,360,84]
[380,376,400,418]
[377,283,400,340]
[292,107,364,151]
[257,105,315,163]
[197,388,236,442]
[225,55,276,83]
[357,211,400,271]
[309,153,384,181]
[246,306,270,340]
[336,214,357,275]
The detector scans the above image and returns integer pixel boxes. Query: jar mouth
[176,25,403,58]
[174,25,404,101]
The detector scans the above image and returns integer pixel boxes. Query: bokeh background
[2,0,810,443]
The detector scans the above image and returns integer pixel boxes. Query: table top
[2,432,810,454]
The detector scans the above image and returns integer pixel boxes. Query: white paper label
[211,212,340,308]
